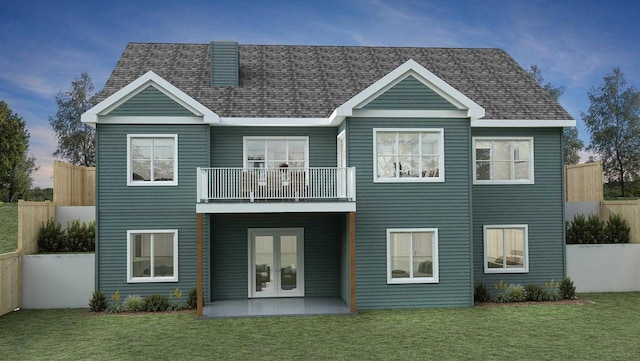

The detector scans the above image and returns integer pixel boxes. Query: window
[127,230,178,283]
[127,134,178,186]
[244,137,309,169]
[484,225,528,273]
[374,129,444,182]
[473,138,533,184]
[387,228,439,284]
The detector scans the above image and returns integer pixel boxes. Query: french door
[248,228,304,298]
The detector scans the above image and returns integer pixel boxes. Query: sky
[1,0,639,188]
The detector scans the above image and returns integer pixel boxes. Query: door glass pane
[390,233,410,278]
[505,229,525,268]
[413,232,433,277]
[288,140,305,164]
[132,234,151,277]
[486,229,504,269]
[255,236,274,293]
[154,233,174,277]
[280,235,297,291]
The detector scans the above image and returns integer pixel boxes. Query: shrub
[585,214,605,244]
[604,214,630,244]
[124,295,144,312]
[187,287,198,309]
[38,218,65,252]
[506,284,526,302]
[143,294,170,312]
[558,277,577,300]
[524,284,546,302]
[474,283,490,302]
[544,279,561,301]
[89,290,108,312]
[493,280,509,303]
[107,303,124,313]
[65,219,96,252]
[566,214,588,244]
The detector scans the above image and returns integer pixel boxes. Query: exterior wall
[55,206,95,229]
[348,117,473,309]
[22,254,95,309]
[340,215,350,305]
[566,244,640,292]
[210,126,338,167]
[210,213,343,301]
[472,128,565,287]
[107,86,195,116]
[96,124,210,302]
[363,76,458,110]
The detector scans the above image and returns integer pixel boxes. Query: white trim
[472,119,576,128]
[386,228,439,284]
[127,229,179,283]
[248,228,305,298]
[351,109,469,119]
[330,59,485,124]
[127,134,178,186]
[483,225,529,274]
[98,116,205,125]
[373,128,445,183]
[219,117,330,126]
[242,136,310,170]
[472,137,534,185]
[81,71,219,125]
[196,202,356,214]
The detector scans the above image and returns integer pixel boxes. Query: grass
[0,202,18,254]
[1,293,639,360]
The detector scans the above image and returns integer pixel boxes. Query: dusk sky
[1,0,638,188]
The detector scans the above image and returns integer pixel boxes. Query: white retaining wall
[566,244,640,292]
[55,206,95,229]
[22,254,95,309]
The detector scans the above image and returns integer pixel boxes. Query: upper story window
[127,134,178,186]
[373,128,444,183]
[387,228,439,284]
[484,225,528,273]
[244,137,309,169]
[473,137,534,184]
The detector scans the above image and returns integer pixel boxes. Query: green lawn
[1,293,639,360]
[0,202,18,254]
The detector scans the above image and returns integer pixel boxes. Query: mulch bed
[85,309,196,316]
[475,298,594,307]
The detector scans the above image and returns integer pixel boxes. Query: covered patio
[201,297,352,318]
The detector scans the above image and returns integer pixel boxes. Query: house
[81,42,574,316]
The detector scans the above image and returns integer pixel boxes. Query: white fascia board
[81,71,219,125]
[99,116,205,125]
[471,119,576,127]
[196,202,356,214]
[332,59,485,121]
[217,117,331,127]
[351,109,468,119]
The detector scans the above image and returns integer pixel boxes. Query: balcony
[196,167,356,213]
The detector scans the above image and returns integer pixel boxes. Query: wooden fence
[17,200,56,256]
[601,199,640,244]
[565,161,603,202]
[0,251,21,316]
[53,160,95,206]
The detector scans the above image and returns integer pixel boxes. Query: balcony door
[248,228,304,298]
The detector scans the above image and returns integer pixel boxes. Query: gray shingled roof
[100,42,573,120]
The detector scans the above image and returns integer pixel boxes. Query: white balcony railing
[197,167,356,202]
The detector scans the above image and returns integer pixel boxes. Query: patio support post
[196,213,203,317]
[349,211,356,313]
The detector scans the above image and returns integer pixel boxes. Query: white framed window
[127,134,178,186]
[243,136,309,169]
[127,230,178,283]
[387,228,439,284]
[483,225,528,273]
[373,128,444,182]
[473,137,534,184]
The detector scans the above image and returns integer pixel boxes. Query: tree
[527,65,584,164]
[49,72,99,167]
[0,101,39,202]
[582,68,640,197]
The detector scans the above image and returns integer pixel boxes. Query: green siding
[95,124,210,302]
[210,127,338,167]
[210,41,239,86]
[348,117,473,309]
[107,86,196,116]
[471,128,565,288]
[210,213,344,301]
[363,76,458,110]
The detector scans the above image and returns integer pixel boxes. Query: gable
[362,76,458,111]
[106,86,197,117]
